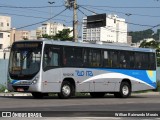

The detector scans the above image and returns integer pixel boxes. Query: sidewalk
[0,92,32,96]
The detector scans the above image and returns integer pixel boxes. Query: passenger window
[43,45,60,71]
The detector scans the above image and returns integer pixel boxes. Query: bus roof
[14,39,156,53]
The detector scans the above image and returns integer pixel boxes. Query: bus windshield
[9,42,42,80]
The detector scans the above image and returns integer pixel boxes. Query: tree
[140,40,160,66]
[42,29,73,41]
[53,29,73,41]
[129,29,154,43]
[153,29,160,41]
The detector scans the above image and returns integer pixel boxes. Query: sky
[0,0,160,33]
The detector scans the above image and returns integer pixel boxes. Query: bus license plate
[17,88,24,92]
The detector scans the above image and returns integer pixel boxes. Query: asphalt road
[0,92,160,118]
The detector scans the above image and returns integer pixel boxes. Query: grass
[0,84,7,93]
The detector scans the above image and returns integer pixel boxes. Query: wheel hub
[62,85,71,96]
[122,85,129,95]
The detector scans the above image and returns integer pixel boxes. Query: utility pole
[73,0,78,42]
[65,0,78,42]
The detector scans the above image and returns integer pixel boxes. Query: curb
[132,91,160,95]
[0,93,32,96]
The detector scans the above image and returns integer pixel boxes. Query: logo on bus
[75,70,93,77]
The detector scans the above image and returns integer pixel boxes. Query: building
[29,30,37,40]
[41,22,65,36]
[64,26,73,37]
[36,27,42,38]
[10,29,29,45]
[127,36,132,44]
[82,14,127,43]
[38,22,73,37]
[0,15,11,49]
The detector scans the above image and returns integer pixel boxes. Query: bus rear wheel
[90,92,105,98]
[114,82,131,98]
[32,92,44,99]
[58,81,73,99]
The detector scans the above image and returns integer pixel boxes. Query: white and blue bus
[7,40,157,98]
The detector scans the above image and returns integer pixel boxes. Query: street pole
[48,1,55,36]
[125,13,132,36]
[73,0,78,42]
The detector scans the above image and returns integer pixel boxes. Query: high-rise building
[82,14,127,43]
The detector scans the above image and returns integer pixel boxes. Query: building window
[7,23,9,26]
[0,44,3,49]
[0,33,3,38]
[0,22,3,27]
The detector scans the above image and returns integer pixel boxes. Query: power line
[0,5,64,8]
[80,4,160,9]
[0,3,71,18]
[77,8,87,16]
[78,6,160,34]
[83,6,160,18]
[0,12,73,24]
[0,12,48,19]
[79,6,155,28]
[1,8,68,32]
[77,7,128,34]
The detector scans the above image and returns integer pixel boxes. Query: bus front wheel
[58,81,73,99]
[114,82,131,98]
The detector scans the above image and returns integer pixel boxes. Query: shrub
[0,84,7,93]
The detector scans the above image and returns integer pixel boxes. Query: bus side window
[119,51,126,68]
[83,49,88,67]
[149,53,156,70]
[109,51,118,68]
[103,51,109,67]
[43,45,60,70]
[74,48,83,67]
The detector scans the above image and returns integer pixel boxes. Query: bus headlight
[31,77,39,84]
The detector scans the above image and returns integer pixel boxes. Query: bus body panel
[42,69,62,92]
[7,40,157,97]
[8,68,156,93]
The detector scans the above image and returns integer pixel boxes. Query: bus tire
[58,81,73,99]
[32,92,44,99]
[114,82,131,98]
[90,92,105,98]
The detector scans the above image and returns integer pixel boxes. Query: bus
[7,40,157,99]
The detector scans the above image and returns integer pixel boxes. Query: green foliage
[0,84,7,93]
[139,40,160,66]
[129,29,160,43]
[139,40,159,48]
[42,29,73,41]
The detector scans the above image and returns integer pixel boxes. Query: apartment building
[0,15,11,49]
[82,14,127,43]
[41,22,65,36]
[39,22,73,37]
[10,29,29,45]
